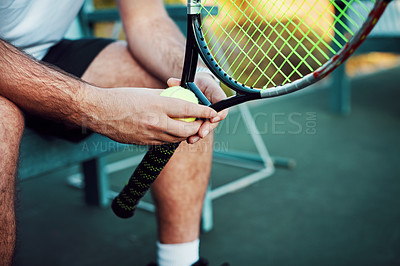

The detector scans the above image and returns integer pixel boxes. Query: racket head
[193,0,390,98]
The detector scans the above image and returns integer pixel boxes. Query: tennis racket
[112,0,390,218]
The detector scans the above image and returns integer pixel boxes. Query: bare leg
[81,41,164,89]
[82,41,213,244]
[0,96,24,266]
[151,136,212,243]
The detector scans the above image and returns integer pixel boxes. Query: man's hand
[83,87,218,145]
[167,73,229,144]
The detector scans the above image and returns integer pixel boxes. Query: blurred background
[15,0,400,265]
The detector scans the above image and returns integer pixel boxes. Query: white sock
[157,239,200,266]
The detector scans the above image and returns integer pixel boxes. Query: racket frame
[111,0,390,219]
[182,0,390,112]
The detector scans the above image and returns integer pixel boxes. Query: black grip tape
[112,142,180,218]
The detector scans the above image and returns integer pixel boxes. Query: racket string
[218,0,303,86]
[233,0,303,84]
[233,0,328,86]
[210,1,287,77]
[199,0,375,89]
[203,0,309,85]
[207,11,284,86]
[276,1,341,84]
[244,0,325,85]
[202,0,307,86]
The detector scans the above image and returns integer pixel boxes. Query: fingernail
[202,130,209,138]
[211,116,220,123]
[191,136,200,143]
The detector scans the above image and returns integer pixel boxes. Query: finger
[197,120,215,139]
[153,134,188,144]
[163,117,204,138]
[167,78,181,87]
[210,88,228,104]
[211,108,229,123]
[164,99,217,119]
[187,135,201,144]
[187,120,218,144]
[142,131,186,145]
[195,74,227,102]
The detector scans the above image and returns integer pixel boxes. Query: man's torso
[0,0,85,59]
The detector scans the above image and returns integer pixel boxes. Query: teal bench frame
[19,129,129,207]
[330,0,400,115]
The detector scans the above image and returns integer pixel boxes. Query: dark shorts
[26,38,115,142]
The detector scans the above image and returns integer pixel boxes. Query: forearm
[0,39,93,126]
[118,0,205,82]
[127,15,186,81]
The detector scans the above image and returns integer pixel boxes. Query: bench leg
[201,183,214,233]
[330,63,351,115]
[82,157,109,207]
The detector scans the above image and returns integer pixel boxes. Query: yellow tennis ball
[160,86,198,122]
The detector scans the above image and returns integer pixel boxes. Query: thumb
[165,99,217,120]
[167,78,181,87]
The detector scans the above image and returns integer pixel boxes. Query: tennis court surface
[15,65,400,266]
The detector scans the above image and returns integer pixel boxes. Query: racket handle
[111,142,180,218]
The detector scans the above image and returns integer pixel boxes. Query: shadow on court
[15,66,400,266]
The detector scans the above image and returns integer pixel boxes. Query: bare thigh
[81,41,164,89]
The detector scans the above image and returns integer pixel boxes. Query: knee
[0,96,24,140]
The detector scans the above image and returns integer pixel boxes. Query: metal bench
[19,129,128,206]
